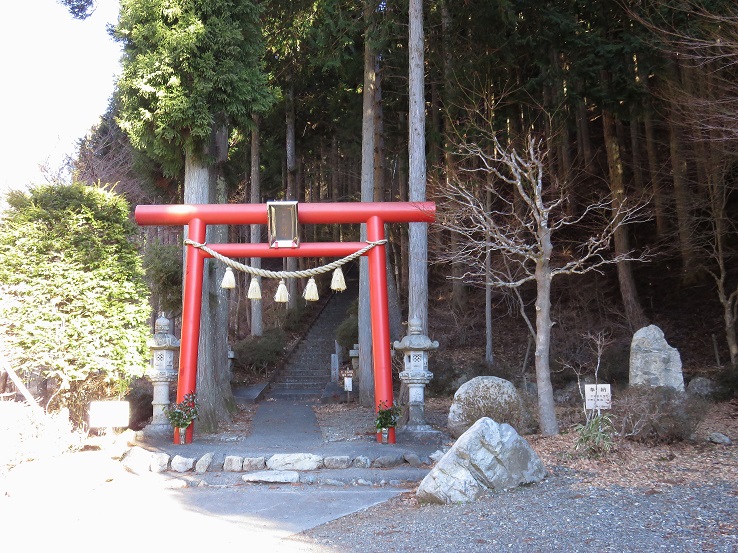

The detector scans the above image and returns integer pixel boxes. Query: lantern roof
[393,319,439,353]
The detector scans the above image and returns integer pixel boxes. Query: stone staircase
[268,274,358,400]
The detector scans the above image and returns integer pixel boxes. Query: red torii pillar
[135,202,435,444]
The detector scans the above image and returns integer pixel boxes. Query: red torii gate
[135,201,435,444]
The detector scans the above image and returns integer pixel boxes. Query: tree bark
[602,109,648,331]
[665,59,698,279]
[485,187,494,367]
[250,114,263,337]
[643,107,668,237]
[184,127,234,433]
[285,77,299,308]
[408,0,428,334]
[441,0,466,308]
[359,0,377,407]
[535,225,559,436]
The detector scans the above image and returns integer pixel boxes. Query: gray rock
[161,478,189,489]
[323,479,346,487]
[356,478,373,486]
[687,376,719,398]
[417,417,547,504]
[121,446,155,475]
[150,452,170,473]
[404,452,423,467]
[429,449,446,463]
[267,453,323,471]
[352,455,372,468]
[708,432,733,446]
[629,325,684,391]
[223,456,243,472]
[447,376,525,438]
[300,474,317,484]
[242,457,267,471]
[242,470,300,483]
[372,454,405,468]
[170,455,195,473]
[324,456,352,469]
[195,452,214,473]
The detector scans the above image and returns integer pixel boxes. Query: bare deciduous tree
[438,132,649,435]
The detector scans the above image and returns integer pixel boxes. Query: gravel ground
[295,399,738,553]
[290,472,737,552]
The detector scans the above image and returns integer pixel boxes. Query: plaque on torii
[135,201,435,444]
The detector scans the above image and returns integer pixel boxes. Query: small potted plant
[375,401,401,444]
[164,392,199,444]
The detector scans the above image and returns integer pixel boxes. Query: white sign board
[89,401,130,428]
[344,376,353,392]
[585,384,611,410]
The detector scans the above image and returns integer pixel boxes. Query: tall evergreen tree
[113,0,272,431]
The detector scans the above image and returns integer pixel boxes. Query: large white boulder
[447,376,524,438]
[417,417,546,504]
[629,325,684,391]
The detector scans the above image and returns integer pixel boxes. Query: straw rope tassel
[274,279,289,303]
[303,277,319,301]
[331,267,346,292]
[220,267,236,289]
[247,276,262,300]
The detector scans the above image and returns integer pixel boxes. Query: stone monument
[629,324,684,391]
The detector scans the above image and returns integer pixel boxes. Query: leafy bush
[143,241,183,315]
[0,182,150,424]
[575,413,615,457]
[613,386,709,444]
[335,299,358,351]
[233,328,286,375]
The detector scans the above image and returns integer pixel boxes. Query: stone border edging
[122,447,438,479]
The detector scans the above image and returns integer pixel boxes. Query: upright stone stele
[394,319,438,434]
[143,314,180,437]
[629,324,684,391]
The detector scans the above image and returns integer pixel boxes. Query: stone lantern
[394,319,438,433]
[144,313,180,437]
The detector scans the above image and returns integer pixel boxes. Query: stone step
[266,277,358,400]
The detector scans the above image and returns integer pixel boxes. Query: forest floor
[202,394,738,493]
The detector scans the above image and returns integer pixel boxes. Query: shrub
[0,182,150,425]
[233,328,286,376]
[143,242,183,315]
[613,386,709,444]
[575,413,615,457]
[335,299,358,352]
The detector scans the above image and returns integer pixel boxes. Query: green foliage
[143,242,183,315]
[575,413,615,458]
[0,182,150,422]
[335,299,358,351]
[163,392,199,428]
[113,0,274,175]
[232,329,286,375]
[375,401,401,429]
[57,0,95,20]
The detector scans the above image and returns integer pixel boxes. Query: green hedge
[0,182,150,423]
